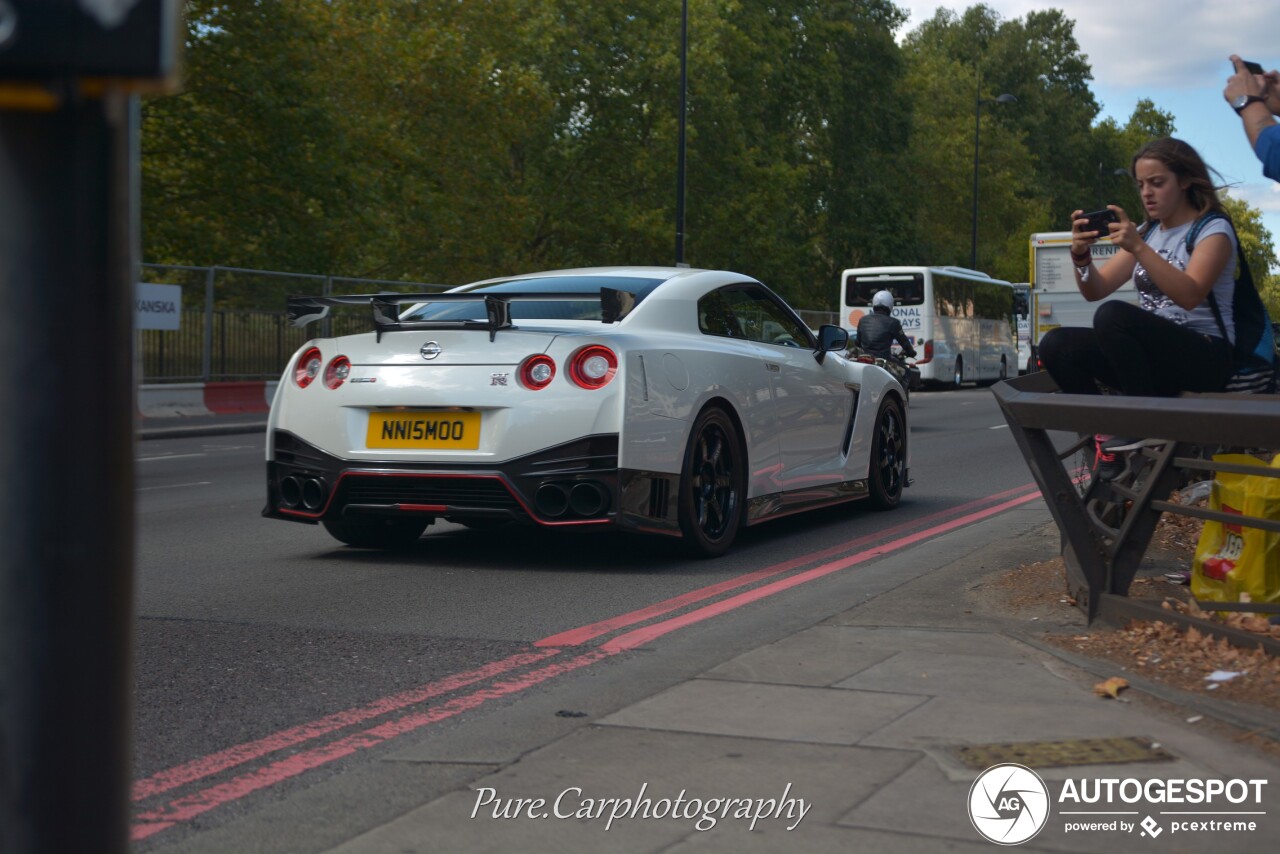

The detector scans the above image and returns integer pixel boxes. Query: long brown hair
[1131,137,1227,221]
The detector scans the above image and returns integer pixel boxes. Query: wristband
[1070,250,1090,265]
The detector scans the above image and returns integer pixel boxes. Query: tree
[1220,194,1279,316]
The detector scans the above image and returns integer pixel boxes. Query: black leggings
[1039,300,1233,396]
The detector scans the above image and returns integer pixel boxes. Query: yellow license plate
[366,411,481,449]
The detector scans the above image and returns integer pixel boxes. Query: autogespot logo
[968,763,1051,845]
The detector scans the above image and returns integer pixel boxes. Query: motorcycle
[847,345,921,402]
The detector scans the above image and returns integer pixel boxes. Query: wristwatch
[1232,94,1266,114]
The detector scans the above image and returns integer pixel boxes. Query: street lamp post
[675,0,688,265]
[970,92,1017,270]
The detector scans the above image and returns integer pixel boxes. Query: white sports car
[264,266,909,556]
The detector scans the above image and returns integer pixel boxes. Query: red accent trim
[273,469,611,527]
[204,381,269,414]
[397,504,448,513]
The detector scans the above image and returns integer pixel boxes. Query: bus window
[845,274,924,307]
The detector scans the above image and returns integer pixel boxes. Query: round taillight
[294,346,322,388]
[520,355,556,390]
[569,345,617,389]
[324,355,351,389]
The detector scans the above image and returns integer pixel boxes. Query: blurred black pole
[0,88,139,852]
[674,0,688,265]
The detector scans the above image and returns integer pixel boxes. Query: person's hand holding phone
[1225,54,1270,106]
[1070,207,1118,257]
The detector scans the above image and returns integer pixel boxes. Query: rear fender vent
[648,477,671,519]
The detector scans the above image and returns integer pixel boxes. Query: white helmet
[871,290,894,310]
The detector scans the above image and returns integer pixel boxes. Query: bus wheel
[951,357,963,390]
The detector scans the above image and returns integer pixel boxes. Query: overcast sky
[894,1,1280,255]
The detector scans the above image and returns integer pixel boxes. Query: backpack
[1184,212,1278,393]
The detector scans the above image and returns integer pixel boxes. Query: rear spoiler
[287,288,638,342]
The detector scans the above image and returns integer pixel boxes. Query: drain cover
[954,736,1175,770]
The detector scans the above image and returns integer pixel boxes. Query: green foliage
[141,1,1277,313]
[1220,195,1280,316]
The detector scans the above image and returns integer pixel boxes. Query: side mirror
[814,324,848,364]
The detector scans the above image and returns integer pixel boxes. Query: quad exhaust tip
[535,481,609,519]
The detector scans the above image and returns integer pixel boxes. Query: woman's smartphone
[1080,209,1119,234]
[1242,59,1265,75]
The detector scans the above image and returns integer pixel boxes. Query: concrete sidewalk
[313,519,1277,853]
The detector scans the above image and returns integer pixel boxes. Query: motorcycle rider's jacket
[856,310,917,360]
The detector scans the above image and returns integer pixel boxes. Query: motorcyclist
[856,290,917,361]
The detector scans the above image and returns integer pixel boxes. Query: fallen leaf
[1093,676,1130,698]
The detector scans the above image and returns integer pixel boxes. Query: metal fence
[138,264,451,382]
[137,264,843,383]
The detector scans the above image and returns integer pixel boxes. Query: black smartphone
[1242,59,1264,75]
[1080,208,1119,235]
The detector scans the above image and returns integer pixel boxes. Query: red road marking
[602,489,1043,653]
[537,482,1041,647]
[132,650,611,840]
[131,649,558,802]
[132,485,1043,839]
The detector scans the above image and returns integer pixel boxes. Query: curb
[1016,629,1280,743]
[137,421,267,441]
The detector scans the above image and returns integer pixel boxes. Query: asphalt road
[133,385,1054,850]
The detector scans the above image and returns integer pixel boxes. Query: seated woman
[1038,137,1238,476]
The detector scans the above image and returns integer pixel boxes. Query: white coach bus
[840,265,1019,388]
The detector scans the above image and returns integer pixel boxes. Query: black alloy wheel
[867,397,906,510]
[678,407,745,557]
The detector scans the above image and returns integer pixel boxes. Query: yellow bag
[1191,454,1280,604]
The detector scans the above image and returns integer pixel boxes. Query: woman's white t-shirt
[1134,217,1237,344]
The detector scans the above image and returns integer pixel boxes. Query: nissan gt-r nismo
[264,266,910,556]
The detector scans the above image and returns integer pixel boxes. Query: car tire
[952,357,963,390]
[323,516,428,549]
[867,397,906,510]
[677,407,745,558]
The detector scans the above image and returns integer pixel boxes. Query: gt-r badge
[420,341,442,360]
[490,373,509,386]
[350,377,377,383]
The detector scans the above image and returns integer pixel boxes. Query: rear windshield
[401,275,664,322]
[845,273,925,307]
